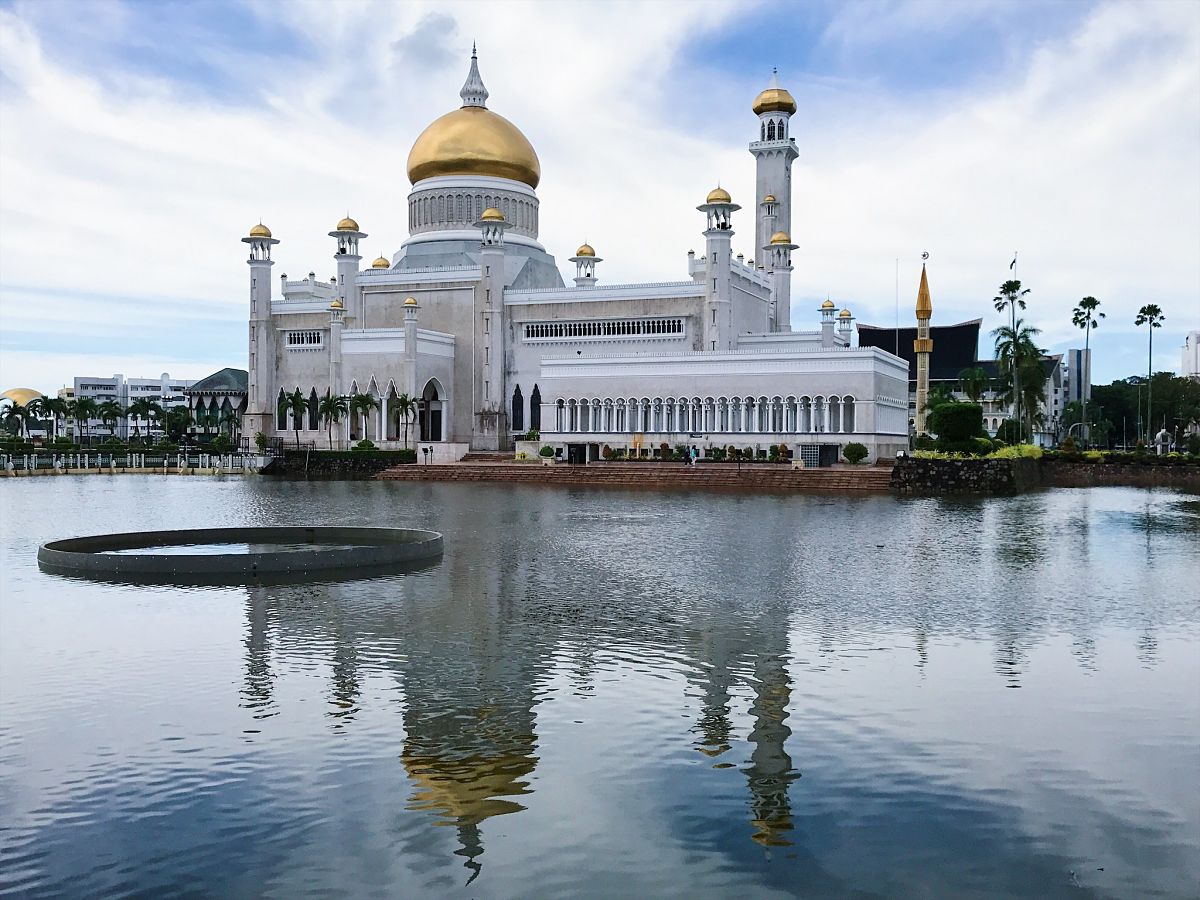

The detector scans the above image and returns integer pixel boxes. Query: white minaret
[764,229,797,333]
[569,242,601,287]
[697,187,740,352]
[241,223,279,441]
[474,206,508,449]
[329,216,366,322]
[749,70,798,329]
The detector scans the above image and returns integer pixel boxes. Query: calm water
[1,477,1197,899]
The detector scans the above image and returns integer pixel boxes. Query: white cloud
[0,0,1197,393]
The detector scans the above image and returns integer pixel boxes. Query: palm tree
[317,392,348,449]
[284,388,308,448]
[392,393,416,448]
[1,400,27,439]
[71,397,98,443]
[346,391,380,443]
[1135,304,1165,443]
[126,397,154,438]
[218,406,242,440]
[24,397,47,440]
[992,319,1044,437]
[993,279,1032,439]
[1071,296,1104,446]
[956,367,990,403]
[164,405,193,444]
[97,400,124,438]
[41,396,69,440]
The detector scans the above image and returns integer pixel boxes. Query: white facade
[71,372,194,438]
[1183,331,1200,379]
[240,54,910,462]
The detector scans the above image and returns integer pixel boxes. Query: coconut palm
[1,400,28,438]
[71,397,98,442]
[164,405,193,443]
[317,392,349,449]
[1135,304,1165,442]
[41,396,69,440]
[992,319,1045,436]
[218,406,242,440]
[993,280,1032,439]
[97,400,124,437]
[346,391,380,442]
[392,392,416,448]
[1071,296,1104,446]
[126,397,156,438]
[284,388,308,448]
[956,367,990,404]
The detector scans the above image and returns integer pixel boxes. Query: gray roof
[185,367,248,395]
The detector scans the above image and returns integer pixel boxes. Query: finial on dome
[460,46,489,108]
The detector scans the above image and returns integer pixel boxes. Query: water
[1,477,1197,899]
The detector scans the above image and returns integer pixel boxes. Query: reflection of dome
[480,207,504,221]
[1,388,42,406]
[706,186,732,204]
[336,216,360,232]
[248,223,272,238]
[403,750,535,825]
[371,256,390,269]
[408,108,540,188]
[752,86,797,116]
[575,243,595,257]
[769,231,791,245]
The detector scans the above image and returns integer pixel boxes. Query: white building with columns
[240,52,909,462]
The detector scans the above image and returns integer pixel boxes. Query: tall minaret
[329,216,366,322]
[474,206,508,449]
[697,187,740,352]
[241,223,279,440]
[914,260,934,436]
[749,70,798,328]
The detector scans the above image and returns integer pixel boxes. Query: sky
[0,0,1198,395]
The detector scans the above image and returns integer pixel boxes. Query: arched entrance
[418,379,445,441]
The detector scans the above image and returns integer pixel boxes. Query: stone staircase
[378,461,893,493]
[457,451,513,462]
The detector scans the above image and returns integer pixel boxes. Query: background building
[70,372,195,438]
[1183,331,1200,380]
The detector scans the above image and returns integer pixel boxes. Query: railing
[2,452,261,472]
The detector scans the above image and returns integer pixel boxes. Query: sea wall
[1040,460,1200,490]
[890,457,1040,496]
[268,450,415,478]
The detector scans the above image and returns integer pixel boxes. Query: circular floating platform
[38,526,443,585]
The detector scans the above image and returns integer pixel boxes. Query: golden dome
[371,256,390,269]
[575,242,595,257]
[248,223,272,238]
[404,296,418,306]
[821,299,836,309]
[407,107,540,188]
[706,186,732,204]
[480,207,505,221]
[336,216,360,232]
[769,231,791,245]
[330,298,343,309]
[752,86,797,116]
[762,194,776,203]
[1,387,43,407]
[839,308,852,318]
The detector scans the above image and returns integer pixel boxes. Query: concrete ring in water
[37,526,443,584]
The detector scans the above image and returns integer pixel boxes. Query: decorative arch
[530,384,542,431]
[419,378,446,441]
[307,388,319,431]
[511,384,524,433]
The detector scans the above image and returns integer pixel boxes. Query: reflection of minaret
[241,590,275,716]
[694,660,734,759]
[327,624,360,727]
[744,645,798,847]
[914,260,933,436]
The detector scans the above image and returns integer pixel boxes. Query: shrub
[913,434,937,451]
[539,445,554,458]
[154,440,179,453]
[1061,435,1078,453]
[1187,433,1200,456]
[930,402,984,445]
[1084,450,1104,462]
[777,442,790,459]
[524,429,540,441]
[602,444,613,460]
[352,439,377,451]
[995,419,1027,445]
[843,442,868,464]
[988,444,1042,459]
[210,434,233,453]
[254,431,269,453]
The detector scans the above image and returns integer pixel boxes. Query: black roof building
[856,319,982,387]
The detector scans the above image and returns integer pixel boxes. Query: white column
[824,399,831,433]
[839,399,847,434]
[380,396,389,441]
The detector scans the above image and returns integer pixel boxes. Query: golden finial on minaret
[914,252,934,436]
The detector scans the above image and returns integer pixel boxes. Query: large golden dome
[407,107,540,188]
[752,69,797,116]
[1,387,42,407]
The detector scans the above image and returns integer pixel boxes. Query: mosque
[241,50,909,462]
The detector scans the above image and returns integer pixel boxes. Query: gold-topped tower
[913,259,933,436]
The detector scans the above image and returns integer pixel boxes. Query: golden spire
[915,263,932,318]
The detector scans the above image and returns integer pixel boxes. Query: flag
[1009,253,1017,270]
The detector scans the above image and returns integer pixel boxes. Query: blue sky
[1,0,1197,393]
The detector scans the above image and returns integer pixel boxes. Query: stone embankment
[891,456,1200,495]
[1040,460,1200,490]
[377,461,893,493]
[268,450,416,478]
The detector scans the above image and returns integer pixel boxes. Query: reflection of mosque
[237,560,802,877]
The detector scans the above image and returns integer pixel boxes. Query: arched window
[511,384,524,433]
[307,389,319,431]
[767,121,776,140]
[530,384,542,430]
[276,389,288,431]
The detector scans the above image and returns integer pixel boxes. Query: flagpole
[894,257,899,358]
[1010,251,1019,441]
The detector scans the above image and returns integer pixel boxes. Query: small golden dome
[330,298,343,310]
[763,194,776,203]
[839,308,852,318]
[821,299,836,309]
[769,231,791,245]
[336,216,360,232]
[248,223,272,238]
[481,207,505,221]
[371,256,390,269]
[404,297,418,307]
[575,242,595,257]
[752,86,797,116]
[706,186,732,204]
[407,107,540,188]
[1,387,43,407]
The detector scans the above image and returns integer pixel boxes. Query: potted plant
[539,445,555,466]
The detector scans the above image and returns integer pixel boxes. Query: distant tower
[329,216,366,321]
[475,207,509,449]
[750,70,798,329]
[697,187,740,352]
[765,230,796,332]
[914,261,934,436]
[837,307,854,343]
[569,242,601,287]
[241,222,279,439]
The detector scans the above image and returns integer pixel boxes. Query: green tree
[71,397,98,442]
[97,400,124,437]
[392,393,416,448]
[1071,296,1104,446]
[218,406,242,440]
[1134,304,1165,442]
[992,318,1044,439]
[284,388,308,448]
[1,400,28,438]
[125,397,162,438]
[956,366,990,403]
[993,279,1032,436]
[164,405,193,443]
[317,392,348,449]
[40,396,69,440]
[347,391,380,442]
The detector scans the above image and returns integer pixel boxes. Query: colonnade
[551,395,856,435]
